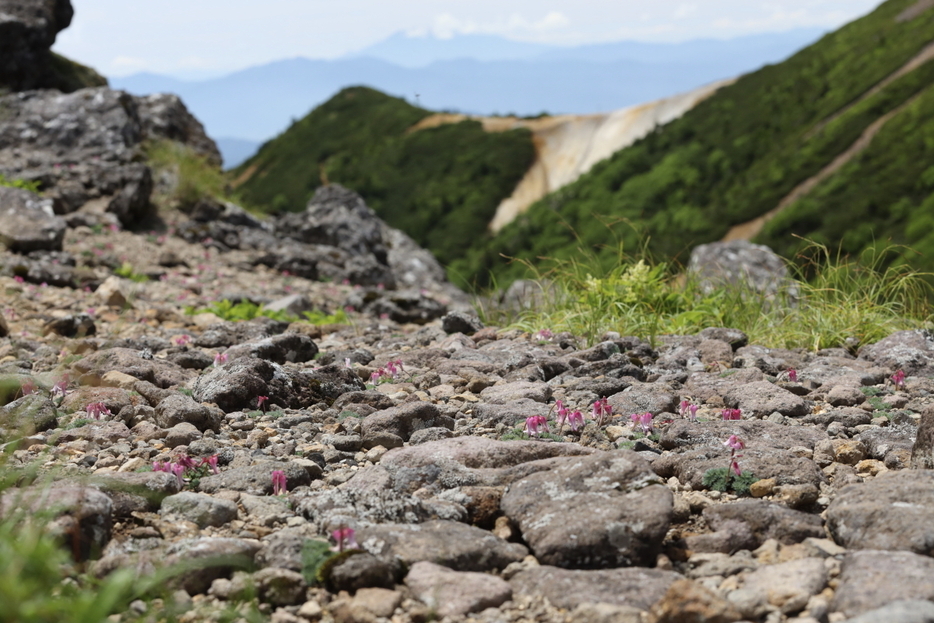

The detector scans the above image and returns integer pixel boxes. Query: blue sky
[55,0,881,79]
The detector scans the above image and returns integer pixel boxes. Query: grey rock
[405,561,511,616]
[654,445,825,491]
[509,565,681,611]
[360,402,452,443]
[846,600,934,623]
[163,422,202,448]
[911,405,934,469]
[480,381,553,404]
[264,294,315,317]
[43,312,95,338]
[724,380,809,418]
[164,537,261,595]
[607,382,678,416]
[0,393,58,433]
[501,450,672,568]
[0,187,66,252]
[87,471,180,515]
[155,394,223,433]
[328,552,398,592]
[472,399,550,427]
[859,329,934,377]
[239,493,293,526]
[0,484,112,561]
[160,491,238,528]
[134,93,220,166]
[358,520,527,572]
[441,312,484,335]
[702,500,825,547]
[688,240,793,297]
[55,420,131,446]
[832,550,934,618]
[0,0,81,92]
[348,436,595,495]
[661,419,828,451]
[254,528,314,571]
[222,333,318,364]
[826,470,934,555]
[408,427,453,445]
[727,557,827,617]
[347,288,447,324]
[193,318,288,349]
[253,567,306,606]
[198,460,311,495]
[295,486,464,531]
[698,327,749,349]
[72,347,193,389]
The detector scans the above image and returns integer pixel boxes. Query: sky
[54,0,883,79]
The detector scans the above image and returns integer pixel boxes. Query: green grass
[145,139,229,211]
[0,174,41,194]
[113,263,149,283]
[184,300,295,323]
[484,241,934,350]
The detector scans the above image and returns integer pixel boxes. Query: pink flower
[534,328,554,341]
[19,380,37,397]
[523,415,549,437]
[723,435,746,476]
[257,395,269,412]
[787,369,798,383]
[591,398,612,426]
[175,454,197,470]
[721,408,742,421]
[687,404,698,422]
[723,435,745,451]
[173,334,192,346]
[730,458,742,477]
[892,369,906,391]
[51,376,69,400]
[554,400,569,428]
[153,461,169,472]
[331,527,358,552]
[213,352,228,367]
[630,412,653,435]
[568,410,584,431]
[271,470,287,496]
[86,402,112,420]
[170,463,186,488]
[13,276,24,284]
[200,455,220,474]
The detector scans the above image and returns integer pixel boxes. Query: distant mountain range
[110,29,824,168]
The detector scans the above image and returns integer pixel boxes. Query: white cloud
[108,55,147,74]
[429,10,570,39]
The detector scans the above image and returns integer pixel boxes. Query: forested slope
[465,0,934,286]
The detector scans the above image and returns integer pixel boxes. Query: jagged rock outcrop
[0,0,105,92]
[0,87,220,226]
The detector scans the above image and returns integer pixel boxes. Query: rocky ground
[4,187,934,623]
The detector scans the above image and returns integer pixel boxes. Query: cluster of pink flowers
[213,352,229,367]
[723,434,746,476]
[892,369,906,391]
[271,470,287,496]
[154,453,220,488]
[554,400,584,432]
[533,329,554,341]
[591,398,613,426]
[173,334,192,346]
[85,402,112,420]
[524,415,550,437]
[370,359,404,383]
[721,408,742,421]
[630,412,654,435]
[786,368,798,383]
[331,527,358,552]
[679,400,699,421]
[51,376,69,402]
[256,395,269,412]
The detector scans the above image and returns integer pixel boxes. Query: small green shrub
[145,139,227,211]
[0,174,41,194]
[302,309,349,325]
[300,539,334,586]
[702,467,759,496]
[114,263,149,283]
[185,300,295,323]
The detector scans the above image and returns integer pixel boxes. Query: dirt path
[722,92,922,241]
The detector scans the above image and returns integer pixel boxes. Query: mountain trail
[723,90,925,242]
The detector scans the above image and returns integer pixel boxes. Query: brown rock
[649,578,743,623]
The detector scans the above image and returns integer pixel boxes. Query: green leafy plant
[302,309,349,325]
[0,174,41,194]
[114,262,149,283]
[144,139,229,211]
[185,300,295,323]
[300,539,334,586]
[702,467,759,496]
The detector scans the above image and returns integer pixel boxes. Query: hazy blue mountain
[110,29,826,168]
[214,137,261,169]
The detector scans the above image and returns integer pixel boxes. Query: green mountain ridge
[234,0,934,289]
[467,0,934,285]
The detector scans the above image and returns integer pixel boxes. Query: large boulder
[688,240,794,297]
[0,86,220,226]
[0,186,66,252]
